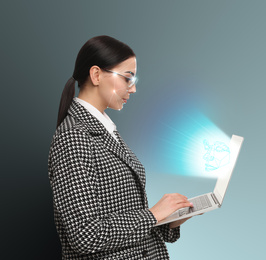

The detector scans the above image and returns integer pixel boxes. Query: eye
[215,146,223,152]
[125,78,131,83]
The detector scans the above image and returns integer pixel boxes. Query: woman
[48,35,193,259]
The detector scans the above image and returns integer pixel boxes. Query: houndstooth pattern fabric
[48,99,180,259]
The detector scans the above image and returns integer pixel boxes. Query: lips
[205,164,218,171]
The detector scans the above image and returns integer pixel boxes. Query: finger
[176,201,193,209]
[177,194,188,200]
[172,193,187,199]
[176,197,192,205]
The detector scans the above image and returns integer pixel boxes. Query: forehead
[113,57,137,74]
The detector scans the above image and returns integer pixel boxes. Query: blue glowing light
[150,111,230,178]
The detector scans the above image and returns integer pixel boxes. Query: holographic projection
[146,110,231,179]
[203,139,230,172]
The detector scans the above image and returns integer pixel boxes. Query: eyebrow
[124,71,135,76]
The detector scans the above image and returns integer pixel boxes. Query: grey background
[1,0,265,259]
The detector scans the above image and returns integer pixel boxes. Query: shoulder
[49,115,93,162]
[53,114,91,141]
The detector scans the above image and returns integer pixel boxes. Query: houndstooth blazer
[48,99,180,259]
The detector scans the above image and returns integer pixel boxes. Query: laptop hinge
[211,193,221,207]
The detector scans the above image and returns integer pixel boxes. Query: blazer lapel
[96,132,134,172]
[101,132,146,190]
[68,100,145,188]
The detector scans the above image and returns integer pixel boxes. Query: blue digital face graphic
[203,139,230,172]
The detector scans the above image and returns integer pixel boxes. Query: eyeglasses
[102,68,138,88]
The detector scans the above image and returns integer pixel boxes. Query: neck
[78,86,106,113]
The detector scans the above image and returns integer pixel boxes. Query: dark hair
[56,35,135,128]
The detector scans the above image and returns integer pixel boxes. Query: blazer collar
[67,100,145,186]
[68,99,106,135]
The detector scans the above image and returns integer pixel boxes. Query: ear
[89,66,101,86]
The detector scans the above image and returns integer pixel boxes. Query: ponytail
[56,77,75,128]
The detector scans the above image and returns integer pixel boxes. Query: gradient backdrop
[1,1,265,259]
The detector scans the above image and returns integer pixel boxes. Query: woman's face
[99,56,137,111]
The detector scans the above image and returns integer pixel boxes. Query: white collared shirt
[74,97,118,141]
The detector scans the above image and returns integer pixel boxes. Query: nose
[204,150,214,161]
[128,84,136,94]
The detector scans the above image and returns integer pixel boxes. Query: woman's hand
[169,212,204,228]
[169,217,192,229]
[149,193,193,223]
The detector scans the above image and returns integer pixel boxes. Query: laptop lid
[213,134,244,205]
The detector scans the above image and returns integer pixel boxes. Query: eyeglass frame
[101,68,138,88]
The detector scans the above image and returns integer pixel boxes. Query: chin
[107,99,125,111]
[108,105,123,111]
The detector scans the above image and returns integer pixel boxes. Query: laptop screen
[213,135,244,205]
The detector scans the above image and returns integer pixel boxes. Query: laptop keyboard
[179,195,212,217]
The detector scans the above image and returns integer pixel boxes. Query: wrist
[148,208,159,223]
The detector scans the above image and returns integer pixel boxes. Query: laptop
[155,134,244,226]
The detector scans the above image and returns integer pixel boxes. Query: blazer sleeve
[154,224,180,243]
[48,128,157,255]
